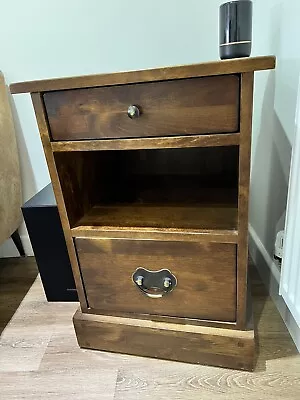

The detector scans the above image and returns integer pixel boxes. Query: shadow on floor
[0,256,38,335]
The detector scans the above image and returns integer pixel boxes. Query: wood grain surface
[54,152,88,227]
[20,59,278,370]
[236,72,254,329]
[71,225,238,243]
[74,309,254,371]
[51,132,240,152]
[44,75,240,141]
[75,238,237,322]
[84,146,239,206]
[1,257,299,399]
[75,203,238,232]
[82,306,237,330]
[10,55,275,93]
[54,152,99,228]
[57,145,239,235]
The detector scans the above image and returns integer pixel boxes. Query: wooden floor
[0,257,299,399]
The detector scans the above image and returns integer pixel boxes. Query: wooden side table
[11,56,275,370]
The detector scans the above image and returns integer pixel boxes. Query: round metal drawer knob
[127,105,140,119]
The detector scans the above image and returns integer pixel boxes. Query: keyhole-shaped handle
[132,267,177,298]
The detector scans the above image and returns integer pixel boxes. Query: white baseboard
[249,224,300,351]
[248,225,281,283]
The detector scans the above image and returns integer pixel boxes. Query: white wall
[249,0,300,264]
[249,0,300,350]
[0,0,224,256]
[250,0,300,258]
[0,0,297,266]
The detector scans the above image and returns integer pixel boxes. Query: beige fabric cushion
[0,72,22,244]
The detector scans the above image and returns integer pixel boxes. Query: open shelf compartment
[54,146,239,236]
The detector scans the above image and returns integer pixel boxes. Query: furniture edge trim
[10,56,275,94]
[236,72,254,329]
[74,309,254,338]
[82,307,238,330]
[51,133,240,152]
[70,227,239,243]
[73,308,255,370]
[30,92,88,308]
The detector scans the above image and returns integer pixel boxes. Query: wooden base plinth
[73,310,256,371]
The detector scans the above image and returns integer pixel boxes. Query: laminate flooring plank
[0,257,299,400]
[0,369,118,400]
[0,274,52,372]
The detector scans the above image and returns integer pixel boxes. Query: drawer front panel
[44,75,240,141]
[75,238,237,322]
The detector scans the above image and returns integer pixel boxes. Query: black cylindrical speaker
[219,0,252,60]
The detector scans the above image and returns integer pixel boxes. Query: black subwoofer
[22,184,78,302]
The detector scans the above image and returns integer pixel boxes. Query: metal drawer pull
[132,267,177,298]
[127,104,141,119]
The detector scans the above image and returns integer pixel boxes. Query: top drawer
[44,75,240,141]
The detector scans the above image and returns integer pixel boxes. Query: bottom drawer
[75,238,237,322]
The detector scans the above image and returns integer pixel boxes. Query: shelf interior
[55,146,239,234]
[74,201,237,232]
